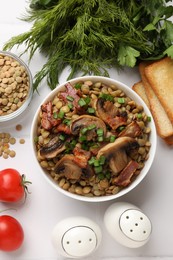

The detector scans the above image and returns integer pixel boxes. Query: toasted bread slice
[164,135,173,145]
[139,61,173,140]
[132,81,150,108]
[144,57,173,124]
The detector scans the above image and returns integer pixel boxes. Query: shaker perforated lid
[104,202,152,248]
[51,216,102,258]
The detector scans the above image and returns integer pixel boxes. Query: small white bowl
[31,76,157,202]
[0,51,33,122]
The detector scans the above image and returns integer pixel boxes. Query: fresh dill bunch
[3,0,173,91]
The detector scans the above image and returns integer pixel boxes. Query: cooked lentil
[0,54,30,116]
[35,80,152,197]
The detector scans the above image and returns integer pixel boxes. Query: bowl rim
[0,50,33,122]
[31,75,157,202]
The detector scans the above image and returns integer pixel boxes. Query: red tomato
[0,168,30,203]
[0,215,24,251]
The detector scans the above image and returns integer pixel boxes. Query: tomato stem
[21,174,32,201]
[0,208,17,214]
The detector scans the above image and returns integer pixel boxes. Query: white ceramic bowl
[31,76,157,202]
[0,51,33,122]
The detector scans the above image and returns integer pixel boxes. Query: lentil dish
[35,79,151,197]
[0,52,31,118]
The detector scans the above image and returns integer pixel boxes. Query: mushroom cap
[94,98,118,122]
[54,154,94,180]
[70,114,107,138]
[97,136,139,175]
[94,98,127,130]
[40,135,65,159]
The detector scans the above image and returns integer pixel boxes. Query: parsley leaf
[118,45,140,67]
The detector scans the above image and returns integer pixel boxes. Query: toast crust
[139,61,173,139]
[144,57,173,124]
[132,81,150,108]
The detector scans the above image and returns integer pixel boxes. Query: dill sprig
[3,0,173,91]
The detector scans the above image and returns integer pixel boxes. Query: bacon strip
[73,146,91,168]
[56,123,71,135]
[107,116,127,130]
[60,82,81,109]
[41,101,61,130]
[112,160,139,187]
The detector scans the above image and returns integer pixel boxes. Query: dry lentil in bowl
[0,51,33,121]
[34,78,153,198]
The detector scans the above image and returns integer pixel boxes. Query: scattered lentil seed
[3,153,8,159]
[9,137,16,144]
[19,138,25,144]
[9,150,16,158]
[0,128,26,159]
[16,124,22,131]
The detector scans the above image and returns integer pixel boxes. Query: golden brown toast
[144,57,173,124]
[139,61,173,141]
[132,81,150,108]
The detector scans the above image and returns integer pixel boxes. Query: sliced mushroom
[97,136,139,175]
[40,135,65,159]
[94,98,127,129]
[94,98,118,121]
[54,154,94,180]
[118,121,141,138]
[71,115,106,140]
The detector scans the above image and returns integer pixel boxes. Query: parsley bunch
[3,0,173,91]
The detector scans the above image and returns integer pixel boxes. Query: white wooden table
[0,1,173,259]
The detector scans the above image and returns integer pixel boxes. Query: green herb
[94,160,100,167]
[88,157,96,165]
[118,126,125,132]
[65,140,77,153]
[94,165,103,174]
[81,143,89,151]
[105,171,111,179]
[53,112,58,119]
[68,103,73,110]
[118,97,125,104]
[59,134,65,141]
[99,93,114,102]
[78,98,86,107]
[147,116,152,122]
[109,135,116,143]
[78,97,91,107]
[99,155,106,165]
[98,136,104,142]
[97,128,104,136]
[87,107,95,114]
[84,97,91,105]
[34,136,39,143]
[87,124,96,130]
[88,155,106,166]
[98,173,105,180]
[57,110,65,119]
[137,113,142,119]
[63,118,71,126]
[74,83,82,90]
[3,0,173,91]
[66,95,74,102]
[79,135,87,142]
[80,127,88,135]
[30,0,57,9]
